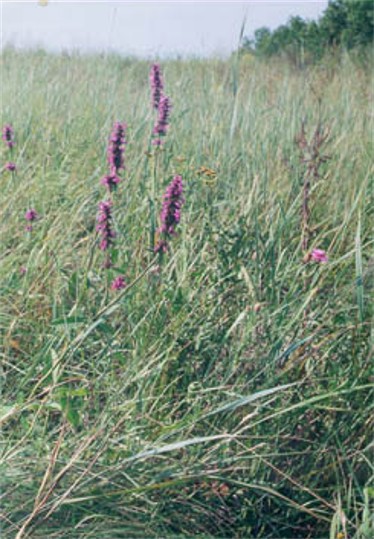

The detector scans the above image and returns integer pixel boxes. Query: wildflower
[198,166,217,178]
[160,175,184,235]
[154,175,184,254]
[19,266,27,275]
[311,248,328,263]
[107,121,127,176]
[96,200,116,252]
[150,63,164,110]
[110,275,126,290]
[25,208,38,222]
[2,124,15,148]
[25,208,38,232]
[100,173,120,193]
[153,95,171,142]
[4,161,16,171]
[154,239,169,254]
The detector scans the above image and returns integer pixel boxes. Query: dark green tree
[319,0,348,46]
[240,0,373,62]
[343,0,374,48]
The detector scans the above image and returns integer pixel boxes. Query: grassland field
[0,48,373,538]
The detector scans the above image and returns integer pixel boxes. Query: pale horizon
[1,1,328,58]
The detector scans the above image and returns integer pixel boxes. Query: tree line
[241,0,373,64]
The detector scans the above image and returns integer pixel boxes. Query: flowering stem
[302,174,311,252]
[149,147,160,254]
[149,197,156,254]
[154,175,184,256]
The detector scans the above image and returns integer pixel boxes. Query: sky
[1,1,328,57]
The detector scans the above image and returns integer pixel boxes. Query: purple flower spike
[96,200,116,253]
[2,124,15,149]
[153,95,172,141]
[107,122,127,176]
[111,275,127,290]
[4,161,16,171]
[154,175,184,254]
[160,175,184,235]
[150,64,164,110]
[100,173,120,193]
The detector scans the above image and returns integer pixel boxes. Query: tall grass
[0,48,372,538]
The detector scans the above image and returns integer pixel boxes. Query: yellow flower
[197,165,217,178]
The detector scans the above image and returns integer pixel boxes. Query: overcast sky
[1,1,328,57]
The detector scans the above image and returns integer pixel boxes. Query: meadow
[0,47,372,538]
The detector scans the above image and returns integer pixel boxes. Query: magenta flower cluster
[5,162,16,171]
[96,200,116,252]
[150,64,171,146]
[97,122,127,272]
[2,124,15,149]
[25,208,38,232]
[311,248,328,263]
[92,65,180,285]
[150,64,164,110]
[107,121,127,174]
[153,96,172,146]
[155,175,184,254]
[101,121,127,193]
[111,275,126,290]
[100,173,120,192]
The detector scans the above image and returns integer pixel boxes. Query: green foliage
[241,0,374,64]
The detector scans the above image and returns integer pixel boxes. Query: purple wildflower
[100,173,120,193]
[2,124,15,149]
[107,122,127,176]
[111,275,127,291]
[96,200,116,269]
[154,175,184,254]
[20,266,27,275]
[25,208,38,232]
[25,209,38,222]
[153,95,172,142]
[160,175,184,235]
[4,161,16,171]
[311,248,328,263]
[150,64,164,110]
[154,239,169,255]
